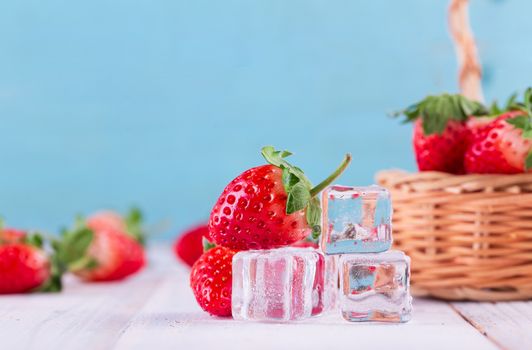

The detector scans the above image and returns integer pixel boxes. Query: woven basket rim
[377,169,532,194]
[377,169,532,302]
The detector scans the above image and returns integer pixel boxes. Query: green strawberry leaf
[306,197,321,239]
[507,98,532,140]
[526,151,532,171]
[202,237,216,252]
[489,100,503,115]
[36,253,63,293]
[282,167,300,191]
[286,182,311,214]
[24,233,44,248]
[261,146,313,189]
[124,207,145,245]
[68,255,98,272]
[507,115,529,130]
[523,129,532,139]
[55,225,95,272]
[505,92,519,110]
[261,146,351,236]
[524,87,532,116]
[393,93,488,135]
[504,88,532,169]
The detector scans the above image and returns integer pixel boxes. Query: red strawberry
[0,233,62,294]
[396,94,487,174]
[465,111,530,174]
[413,119,471,173]
[0,228,26,243]
[291,239,319,248]
[208,146,351,251]
[56,218,146,282]
[466,115,496,143]
[174,224,206,267]
[0,244,50,294]
[190,246,236,317]
[87,211,125,232]
[86,208,145,244]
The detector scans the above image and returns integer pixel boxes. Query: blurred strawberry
[395,94,487,174]
[55,216,146,282]
[86,208,145,244]
[0,233,62,294]
[174,224,206,267]
[465,112,530,174]
[0,228,26,244]
[465,89,532,174]
[190,246,236,317]
[87,211,125,232]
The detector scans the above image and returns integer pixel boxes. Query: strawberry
[86,208,145,244]
[395,94,487,174]
[190,246,236,317]
[0,228,26,243]
[174,224,206,267]
[87,211,125,232]
[55,216,146,282]
[466,115,496,143]
[208,146,351,250]
[291,239,319,249]
[464,88,532,174]
[0,233,62,294]
[465,111,531,174]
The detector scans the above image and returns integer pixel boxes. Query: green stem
[310,153,352,197]
[68,255,97,272]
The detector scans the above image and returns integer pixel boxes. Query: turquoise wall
[1,0,530,237]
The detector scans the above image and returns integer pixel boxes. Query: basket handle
[448,0,484,102]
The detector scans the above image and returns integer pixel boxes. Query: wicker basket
[376,170,532,301]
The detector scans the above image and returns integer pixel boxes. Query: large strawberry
[208,146,351,250]
[464,89,532,174]
[55,216,146,282]
[190,246,236,317]
[395,94,487,174]
[174,224,207,267]
[0,233,62,294]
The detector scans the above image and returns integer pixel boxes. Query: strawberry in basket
[395,93,487,174]
[465,88,532,174]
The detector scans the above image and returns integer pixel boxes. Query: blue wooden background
[1,0,530,238]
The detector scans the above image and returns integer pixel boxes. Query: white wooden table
[1,246,530,350]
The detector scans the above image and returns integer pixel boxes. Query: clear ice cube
[339,250,412,323]
[321,185,392,254]
[323,254,339,312]
[232,247,326,322]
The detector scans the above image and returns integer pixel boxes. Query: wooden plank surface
[452,301,532,350]
[0,266,166,349]
[0,245,527,350]
[114,265,498,350]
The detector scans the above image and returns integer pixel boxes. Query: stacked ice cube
[231,247,338,322]
[230,184,411,323]
[322,185,412,322]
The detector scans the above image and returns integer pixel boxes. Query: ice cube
[323,254,339,312]
[339,250,412,323]
[232,247,326,322]
[321,185,392,254]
